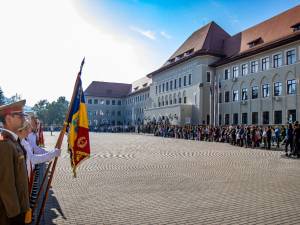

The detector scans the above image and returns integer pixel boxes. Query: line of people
[0,100,60,225]
[140,122,300,158]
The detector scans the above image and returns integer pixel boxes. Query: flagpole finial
[79,57,85,76]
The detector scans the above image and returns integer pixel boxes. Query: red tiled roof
[148,22,230,77]
[164,21,230,65]
[148,5,300,73]
[84,81,132,98]
[223,4,300,59]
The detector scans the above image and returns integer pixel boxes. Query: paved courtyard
[42,132,300,225]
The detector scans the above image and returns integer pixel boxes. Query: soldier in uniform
[0,100,30,225]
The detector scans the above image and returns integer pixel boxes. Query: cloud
[130,26,156,40]
[160,31,172,39]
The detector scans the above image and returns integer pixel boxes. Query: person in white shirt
[27,115,47,154]
[17,120,61,181]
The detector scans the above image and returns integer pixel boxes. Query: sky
[0,0,299,106]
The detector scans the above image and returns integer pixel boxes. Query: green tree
[32,97,69,126]
[0,87,5,105]
[32,99,49,123]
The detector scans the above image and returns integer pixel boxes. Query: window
[225,114,230,125]
[262,84,270,98]
[261,57,269,71]
[174,79,177,89]
[112,100,115,105]
[241,64,248,76]
[248,37,263,48]
[106,100,110,105]
[232,66,239,78]
[183,76,187,86]
[233,113,239,125]
[162,83,165,92]
[250,61,259,73]
[219,114,222,126]
[241,88,248,100]
[263,111,269,124]
[286,49,296,65]
[155,86,158,94]
[188,74,192,85]
[159,85,161,93]
[252,86,258,99]
[287,79,296,95]
[224,69,230,80]
[273,53,282,68]
[274,111,282,124]
[179,78,182,88]
[170,81,173,90]
[291,23,300,32]
[225,91,230,102]
[118,100,121,105]
[288,109,296,123]
[178,96,182,103]
[207,72,211,82]
[166,82,169,91]
[88,99,92,104]
[274,82,282,96]
[232,90,239,102]
[252,112,258,124]
[218,93,222,103]
[94,99,98,104]
[242,113,248,124]
[183,96,187,103]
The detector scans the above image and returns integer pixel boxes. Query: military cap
[0,100,26,118]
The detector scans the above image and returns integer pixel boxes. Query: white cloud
[160,31,172,39]
[130,26,156,40]
[0,0,159,106]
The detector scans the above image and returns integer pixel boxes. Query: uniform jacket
[0,129,30,225]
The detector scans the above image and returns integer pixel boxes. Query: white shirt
[28,132,47,154]
[21,138,57,178]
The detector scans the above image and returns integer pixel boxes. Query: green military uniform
[0,130,30,225]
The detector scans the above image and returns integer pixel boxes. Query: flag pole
[35,58,85,225]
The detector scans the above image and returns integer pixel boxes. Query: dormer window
[175,54,184,61]
[185,49,194,56]
[142,83,148,87]
[134,86,139,91]
[168,58,175,64]
[247,37,263,48]
[291,22,300,32]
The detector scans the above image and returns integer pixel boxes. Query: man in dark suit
[0,100,30,225]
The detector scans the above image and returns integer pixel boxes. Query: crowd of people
[139,122,300,158]
[0,100,60,225]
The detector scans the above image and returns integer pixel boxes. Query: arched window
[178,92,182,104]
[173,93,177,104]
[183,91,187,104]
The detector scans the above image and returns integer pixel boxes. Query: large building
[85,77,151,128]
[86,5,300,127]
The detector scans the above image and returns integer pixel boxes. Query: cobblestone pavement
[42,132,300,225]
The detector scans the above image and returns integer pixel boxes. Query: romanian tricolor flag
[67,59,90,177]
